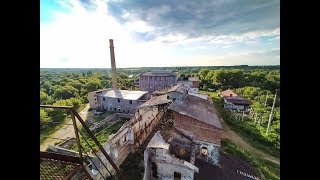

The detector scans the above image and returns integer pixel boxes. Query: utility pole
[254,112,258,124]
[264,92,269,107]
[266,89,278,134]
[241,110,245,121]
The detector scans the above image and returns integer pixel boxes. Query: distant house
[220,89,251,111]
[188,77,200,93]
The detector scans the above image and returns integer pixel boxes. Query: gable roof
[168,94,223,130]
[220,89,237,97]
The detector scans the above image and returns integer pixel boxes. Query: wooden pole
[267,89,278,134]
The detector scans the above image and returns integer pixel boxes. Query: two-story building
[139,71,177,92]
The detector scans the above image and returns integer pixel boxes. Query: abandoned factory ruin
[85,39,224,180]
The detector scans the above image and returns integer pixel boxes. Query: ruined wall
[172,112,222,145]
[194,140,221,166]
[131,106,166,150]
[167,91,184,101]
[88,91,98,109]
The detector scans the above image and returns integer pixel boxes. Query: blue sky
[40,0,280,68]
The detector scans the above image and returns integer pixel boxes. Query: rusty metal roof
[168,94,223,130]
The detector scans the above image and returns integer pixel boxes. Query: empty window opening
[118,99,120,103]
[127,110,130,113]
[114,108,116,111]
[151,162,158,178]
[179,148,186,156]
[201,147,208,156]
[174,172,181,179]
[129,100,132,104]
[103,97,105,101]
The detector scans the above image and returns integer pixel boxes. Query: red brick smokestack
[109,39,118,90]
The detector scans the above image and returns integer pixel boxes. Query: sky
[40,0,280,68]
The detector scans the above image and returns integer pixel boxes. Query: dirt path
[220,118,280,165]
[40,104,90,151]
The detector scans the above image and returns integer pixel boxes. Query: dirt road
[40,104,90,151]
[220,118,280,165]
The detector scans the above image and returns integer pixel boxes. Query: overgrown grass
[40,104,87,144]
[120,151,144,180]
[199,90,219,98]
[212,99,280,158]
[222,139,280,180]
[40,116,70,144]
[73,119,127,152]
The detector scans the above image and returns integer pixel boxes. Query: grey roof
[139,94,172,108]
[147,131,170,149]
[169,94,223,130]
[141,71,177,77]
[152,84,188,95]
[99,89,148,100]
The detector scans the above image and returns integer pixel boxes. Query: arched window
[201,147,208,156]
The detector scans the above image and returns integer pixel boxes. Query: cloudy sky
[40,0,280,68]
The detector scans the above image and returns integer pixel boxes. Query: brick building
[139,71,177,92]
[168,94,223,166]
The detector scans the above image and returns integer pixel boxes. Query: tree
[40,90,53,105]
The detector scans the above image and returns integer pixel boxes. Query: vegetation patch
[222,139,280,180]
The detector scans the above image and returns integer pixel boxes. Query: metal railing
[40,105,126,180]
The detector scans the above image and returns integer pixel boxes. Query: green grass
[72,119,127,152]
[222,139,280,180]
[212,99,280,158]
[40,104,88,144]
[199,90,219,98]
[40,116,70,144]
[120,151,144,180]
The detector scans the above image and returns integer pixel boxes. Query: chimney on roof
[230,94,232,97]
[109,39,118,90]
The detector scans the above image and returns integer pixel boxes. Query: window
[103,97,105,101]
[110,107,112,110]
[151,162,158,178]
[94,98,96,101]
[123,109,125,113]
[167,96,169,99]
[179,148,186,156]
[114,108,116,111]
[174,172,181,179]
[160,77,163,81]
[118,99,120,103]
[201,147,208,156]
[124,136,126,142]
[129,100,132,104]
[127,110,130,113]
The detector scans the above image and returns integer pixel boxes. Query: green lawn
[199,90,219,98]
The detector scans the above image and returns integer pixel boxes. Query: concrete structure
[88,39,151,113]
[187,77,200,94]
[139,71,177,92]
[168,94,223,166]
[109,39,118,90]
[143,132,199,180]
[220,89,252,111]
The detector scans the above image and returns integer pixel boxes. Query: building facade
[88,89,150,114]
[139,71,177,92]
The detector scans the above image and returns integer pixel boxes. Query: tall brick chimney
[109,39,118,90]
